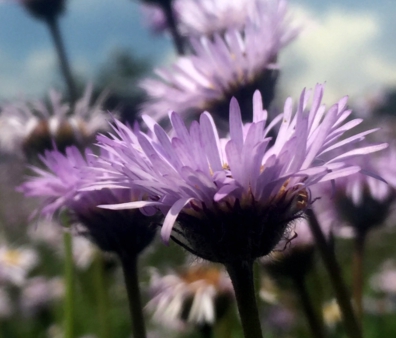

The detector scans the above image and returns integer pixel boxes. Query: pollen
[296,189,309,210]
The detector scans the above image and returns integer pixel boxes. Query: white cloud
[279,6,396,105]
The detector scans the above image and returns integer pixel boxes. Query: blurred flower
[143,0,295,38]
[0,287,13,319]
[19,276,64,317]
[98,85,386,264]
[259,275,279,304]
[370,260,396,295]
[353,87,389,119]
[146,263,234,330]
[19,146,158,258]
[314,144,396,237]
[140,3,171,34]
[140,0,298,124]
[322,299,342,328]
[0,85,108,160]
[262,304,296,334]
[0,245,39,286]
[27,219,63,249]
[70,235,96,270]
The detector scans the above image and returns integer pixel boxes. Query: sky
[0,0,396,106]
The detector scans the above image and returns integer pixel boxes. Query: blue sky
[0,0,396,105]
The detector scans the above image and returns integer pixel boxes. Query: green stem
[120,255,147,338]
[225,261,263,338]
[306,209,362,338]
[93,251,111,338]
[352,230,366,326]
[291,274,327,338]
[63,229,74,338]
[45,16,77,109]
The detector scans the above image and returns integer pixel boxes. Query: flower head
[314,144,396,236]
[140,0,298,123]
[0,85,108,159]
[18,146,158,258]
[146,263,233,330]
[0,245,38,286]
[143,0,293,38]
[98,84,386,264]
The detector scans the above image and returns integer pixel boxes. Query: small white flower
[0,245,39,286]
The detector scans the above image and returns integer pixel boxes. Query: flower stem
[45,16,77,108]
[352,230,367,326]
[62,229,74,338]
[225,260,263,338]
[160,1,185,55]
[120,255,147,338]
[291,274,327,338]
[93,251,111,338]
[306,209,362,338]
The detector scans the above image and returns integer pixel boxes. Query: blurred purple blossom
[140,0,299,123]
[18,146,157,257]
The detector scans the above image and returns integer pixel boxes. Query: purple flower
[176,0,258,37]
[140,0,299,123]
[313,144,396,236]
[18,146,158,257]
[143,0,293,39]
[97,84,386,264]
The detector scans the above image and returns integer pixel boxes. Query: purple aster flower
[140,0,299,124]
[0,85,109,160]
[18,146,158,258]
[97,84,386,265]
[176,0,275,37]
[313,144,396,237]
